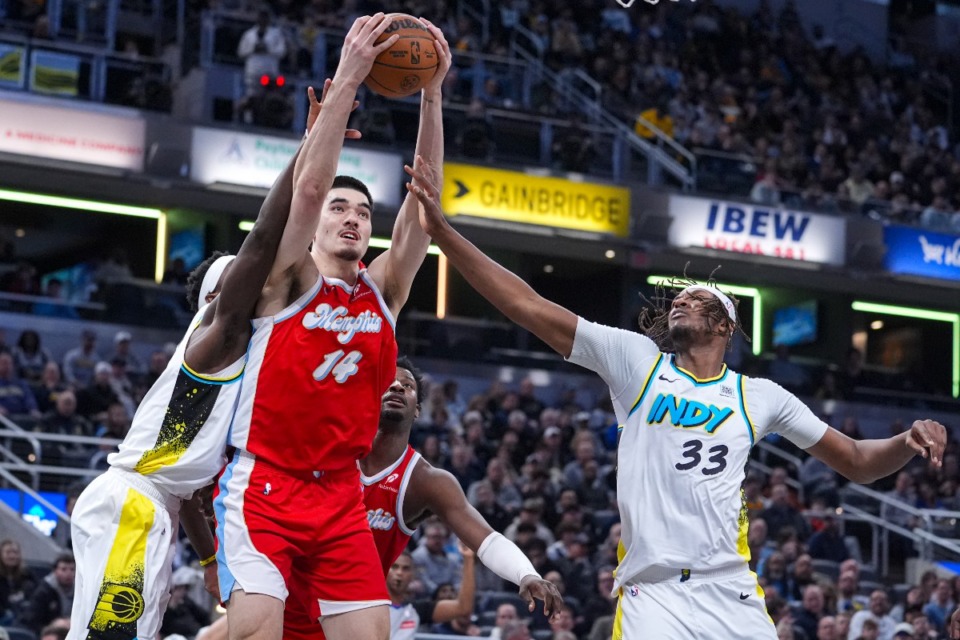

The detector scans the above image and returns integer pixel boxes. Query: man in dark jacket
[20,553,74,632]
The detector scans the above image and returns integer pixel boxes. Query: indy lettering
[303,303,383,344]
[646,393,734,434]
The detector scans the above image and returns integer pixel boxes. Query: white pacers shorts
[614,566,775,640]
[66,468,179,640]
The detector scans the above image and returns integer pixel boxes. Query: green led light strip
[646,275,763,355]
[852,301,960,397]
[238,221,442,255]
[0,189,162,219]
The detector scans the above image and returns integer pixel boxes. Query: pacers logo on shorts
[88,582,145,639]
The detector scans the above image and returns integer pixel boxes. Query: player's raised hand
[304,81,361,138]
[419,18,452,94]
[457,538,475,559]
[518,575,564,622]
[905,419,947,466]
[336,13,399,87]
[404,154,446,236]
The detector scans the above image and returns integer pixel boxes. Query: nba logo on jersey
[628,585,640,597]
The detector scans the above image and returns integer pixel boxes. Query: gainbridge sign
[440,163,631,237]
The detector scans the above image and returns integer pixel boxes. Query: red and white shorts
[214,450,388,624]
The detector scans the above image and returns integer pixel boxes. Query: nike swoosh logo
[658,374,678,383]
[739,593,750,600]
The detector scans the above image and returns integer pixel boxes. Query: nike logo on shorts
[739,593,750,600]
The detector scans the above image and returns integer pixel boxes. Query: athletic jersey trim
[359,270,396,331]
[669,356,728,386]
[361,451,408,485]
[395,452,420,536]
[271,275,324,324]
[737,374,757,446]
[627,353,664,417]
[181,361,244,384]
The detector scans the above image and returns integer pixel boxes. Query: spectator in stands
[761,552,793,600]
[0,539,36,625]
[94,248,132,285]
[32,279,78,320]
[521,538,558,578]
[75,361,122,423]
[552,117,595,174]
[922,579,954,634]
[577,459,611,511]
[160,567,211,639]
[789,554,818,602]
[836,611,853,639]
[517,378,544,420]
[36,389,93,466]
[505,498,555,544]
[236,9,286,97]
[838,348,867,398]
[0,351,40,419]
[482,457,523,514]
[445,443,485,491]
[849,590,897,640]
[162,257,190,286]
[919,197,954,232]
[763,483,811,541]
[581,566,616,628]
[62,330,100,388]
[412,521,463,595]
[882,471,919,532]
[38,623,68,640]
[793,583,826,639]
[468,479,512,533]
[12,330,51,384]
[141,349,169,391]
[109,331,144,378]
[892,622,915,639]
[1,262,40,297]
[30,362,67,415]
[489,602,519,640]
[501,620,532,640]
[562,439,597,490]
[808,514,850,564]
[94,401,130,446]
[817,615,837,640]
[20,552,74,633]
[456,99,495,160]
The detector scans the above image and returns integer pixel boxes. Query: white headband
[198,255,236,308]
[682,285,736,323]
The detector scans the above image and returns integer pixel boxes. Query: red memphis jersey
[229,271,398,473]
[362,445,421,574]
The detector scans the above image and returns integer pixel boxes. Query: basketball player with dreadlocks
[405,165,948,640]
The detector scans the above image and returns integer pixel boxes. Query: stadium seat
[858,580,884,596]
[4,626,37,640]
[859,566,878,582]
[532,630,552,640]
[811,559,840,580]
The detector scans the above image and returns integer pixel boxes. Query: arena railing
[0,30,171,107]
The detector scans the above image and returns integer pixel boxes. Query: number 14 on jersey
[314,350,363,383]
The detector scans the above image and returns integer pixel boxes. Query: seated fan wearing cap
[403,164,950,640]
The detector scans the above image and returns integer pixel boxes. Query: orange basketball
[364,14,439,99]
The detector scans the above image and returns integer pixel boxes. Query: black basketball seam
[372,61,440,71]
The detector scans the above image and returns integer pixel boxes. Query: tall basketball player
[282,357,564,639]
[65,74,362,640]
[215,14,452,640]
[405,164,947,640]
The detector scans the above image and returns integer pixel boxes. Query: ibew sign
[884,225,960,281]
[666,195,846,266]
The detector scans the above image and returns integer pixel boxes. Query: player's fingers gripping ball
[364,14,439,98]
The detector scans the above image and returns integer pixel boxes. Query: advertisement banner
[0,98,145,171]
[30,50,79,96]
[665,195,846,265]
[884,225,960,281]
[0,44,24,89]
[190,127,404,206]
[440,163,631,237]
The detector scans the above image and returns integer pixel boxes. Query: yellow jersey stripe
[181,361,244,383]
[628,354,664,417]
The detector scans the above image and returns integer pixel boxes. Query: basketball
[364,14,439,99]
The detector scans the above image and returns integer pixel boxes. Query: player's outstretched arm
[367,19,451,316]
[180,486,219,600]
[806,419,946,484]
[430,540,476,623]
[407,162,578,358]
[416,465,564,619]
[268,13,399,281]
